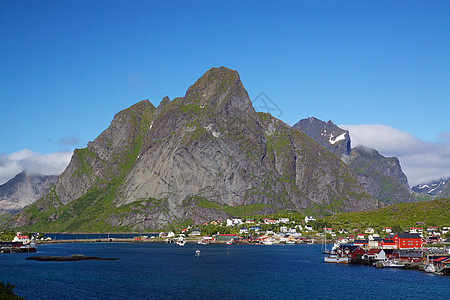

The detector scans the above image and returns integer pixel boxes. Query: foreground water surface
[1,243,449,299]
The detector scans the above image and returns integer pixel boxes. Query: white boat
[177,236,186,246]
[382,259,405,268]
[195,250,200,257]
[424,255,436,273]
[324,253,349,264]
[285,240,296,244]
[321,233,330,254]
[424,264,436,273]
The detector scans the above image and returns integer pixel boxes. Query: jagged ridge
[7,67,377,232]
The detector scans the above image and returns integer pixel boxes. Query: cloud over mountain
[340,124,450,186]
[0,149,72,184]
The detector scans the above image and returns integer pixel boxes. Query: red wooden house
[393,233,424,249]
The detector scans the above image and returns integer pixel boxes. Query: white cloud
[340,124,450,186]
[0,149,72,184]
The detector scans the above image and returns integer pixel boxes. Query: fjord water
[2,243,449,299]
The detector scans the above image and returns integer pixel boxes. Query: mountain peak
[183,66,254,115]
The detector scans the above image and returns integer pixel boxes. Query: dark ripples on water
[1,243,449,299]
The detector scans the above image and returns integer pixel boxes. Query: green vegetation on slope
[0,214,11,225]
[319,198,450,231]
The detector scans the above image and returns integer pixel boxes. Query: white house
[191,228,201,236]
[305,216,316,223]
[305,225,313,231]
[365,228,375,234]
[279,218,290,224]
[409,227,423,234]
[383,227,392,233]
[232,218,243,225]
[13,233,30,243]
[240,228,249,234]
[167,231,175,238]
[280,226,288,233]
[296,225,303,231]
[289,228,297,233]
[226,219,234,227]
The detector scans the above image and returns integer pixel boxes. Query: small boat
[424,264,436,273]
[177,236,186,246]
[285,240,296,244]
[195,250,200,257]
[324,253,349,264]
[381,259,405,268]
[424,255,436,273]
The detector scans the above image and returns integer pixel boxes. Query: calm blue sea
[1,243,449,299]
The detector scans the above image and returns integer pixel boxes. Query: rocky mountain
[292,117,351,158]
[345,146,414,204]
[293,118,414,205]
[412,178,450,198]
[0,172,57,216]
[8,67,377,232]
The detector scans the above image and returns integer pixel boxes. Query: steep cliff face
[0,172,57,216]
[8,67,377,232]
[292,117,351,158]
[293,117,413,205]
[345,146,414,204]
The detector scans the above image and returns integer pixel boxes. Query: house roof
[368,249,382,254]
[434,257,450,262]
[381,240,395,244]
[354,239,369,243]
[395,233,422,239]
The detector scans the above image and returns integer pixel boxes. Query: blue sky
[1,1,449,185]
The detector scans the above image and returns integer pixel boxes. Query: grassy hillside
[0,214,11,225]
[319,198,450,231]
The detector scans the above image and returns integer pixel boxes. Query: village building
[409,227,423,234]
[279,218,289,224]
[393,233,424,249]
[215,234,240,242]
[354,239,369,248]
[323,228,333,234]
[304,216,316,223]
[382,227,392,233]
[245,218,255,224]
[365,228,374,234]
[263,218,277,225]
[250,226,261,232]
[190,228,201,236]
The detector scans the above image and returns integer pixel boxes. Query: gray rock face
[293,118,413,205]
[293,117,351,158]
[0,172,57,215]
[8,67,378,231]
[346,146,414,204]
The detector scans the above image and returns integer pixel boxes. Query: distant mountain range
[0,172,57,216]
[292,117,414,205]
[6,67,378,232]
[412,178,450,199]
